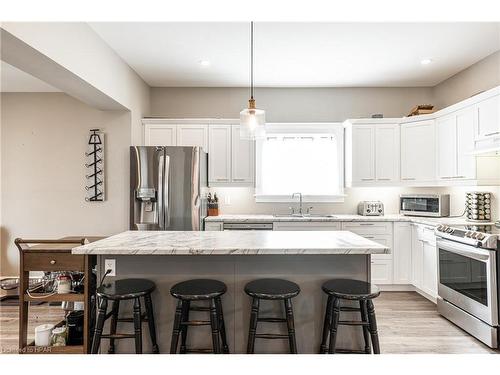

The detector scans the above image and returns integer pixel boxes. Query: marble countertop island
[72,230,389,255]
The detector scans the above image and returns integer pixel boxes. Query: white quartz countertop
[71,230,389,255]
[204,214,495,227]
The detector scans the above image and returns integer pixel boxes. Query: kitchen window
[255,123,344,202]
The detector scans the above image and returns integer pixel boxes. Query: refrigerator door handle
[164,155,171,229]
[157,151,165,229]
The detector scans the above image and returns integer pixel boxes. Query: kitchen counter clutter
[71,230,388,255]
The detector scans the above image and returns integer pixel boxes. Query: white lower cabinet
[422,241,438,298]
[411,223,438,300]
[370,259,393,285]
[393,222,412,284]
[341,221,393,284]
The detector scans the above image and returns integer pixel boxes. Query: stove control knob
[465,231,472,238]
[437,225,444,232]
[446,227,454,233]
[477,233,485,240]
[470,232,479,239]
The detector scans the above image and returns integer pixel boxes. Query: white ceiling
[90,22,500,88]
[0,61,61,92]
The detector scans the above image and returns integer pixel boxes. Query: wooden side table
[15,237,98,354]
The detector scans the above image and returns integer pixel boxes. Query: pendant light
[240,21,266,140]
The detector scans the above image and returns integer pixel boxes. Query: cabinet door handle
[484,131,500,137]
[361,178,374,181]
[377,178,391,181]
[215,178,229,181]
[232,178,245,181]
[365,236,375,239]
[401,177,416,180]
[359,223,375,226]
[440,176,454,179]
[50,260,56,265]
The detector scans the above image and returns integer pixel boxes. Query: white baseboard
[378,284,415,292]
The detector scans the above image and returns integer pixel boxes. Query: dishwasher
[223,223,273,231]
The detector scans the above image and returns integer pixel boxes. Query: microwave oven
[400,194,450,217]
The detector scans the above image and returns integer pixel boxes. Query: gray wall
[150,87,433,121]
[1,93,131,276]
[432,51,500,109]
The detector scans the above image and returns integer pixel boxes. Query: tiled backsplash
[209,186,500,220]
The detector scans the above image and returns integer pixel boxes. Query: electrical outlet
[224,195,231,205]
[104,259,116,276]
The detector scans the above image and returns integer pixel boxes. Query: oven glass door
[437,239,497,325]
[439,249,488,305]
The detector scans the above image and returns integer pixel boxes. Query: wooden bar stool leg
[360,300,371,354]
[284,298,298,354]
[319,295,333,354]
[91,297,108,354]
[246,297,260,354]
[170,300,183,354]
[209,298,221,354]
[216,297,230,354]
[144,293,159,354]
[180,301,190,354]
[328,298,341,354]
[366,300,380,354]
[108,300,120,354]
[133,298,143,354]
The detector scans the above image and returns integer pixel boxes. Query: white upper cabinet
[208,125,232,184]
[375,124,399,182]
[176,124,208,151]
[436,114,457,179]
[344,120,399,186]
[144,124,177,146]
[455,107,476,179]
[351,126,375,183]
[400,120,436,183]
[231,125,254,185]
[475,95,500,139]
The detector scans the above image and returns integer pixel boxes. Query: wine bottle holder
[85,129,105,202]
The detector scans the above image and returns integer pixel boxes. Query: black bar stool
[319,278,380,354]
[169,279,229,354]
[244,278,300,354]
[91,278,159,354]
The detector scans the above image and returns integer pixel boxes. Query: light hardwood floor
[0,292,496,354]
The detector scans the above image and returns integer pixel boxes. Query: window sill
[254,195,346,203]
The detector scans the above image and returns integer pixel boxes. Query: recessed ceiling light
[199,60,211,67]
[420,58,433,65]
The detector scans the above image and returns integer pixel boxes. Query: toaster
[358,201,384,216]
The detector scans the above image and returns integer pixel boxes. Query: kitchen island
[73,230,388,354]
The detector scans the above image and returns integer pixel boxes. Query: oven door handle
[437,239,491,262]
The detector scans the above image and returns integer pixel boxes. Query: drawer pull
[359,223,375,226]
[50,260,56,265]
[365,236,375,239]
[484,131,500,137]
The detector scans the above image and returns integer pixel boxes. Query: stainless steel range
[435,223,500,348]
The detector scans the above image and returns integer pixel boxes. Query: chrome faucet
[292,192,303,215]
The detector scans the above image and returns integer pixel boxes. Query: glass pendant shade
[240,99,266,140]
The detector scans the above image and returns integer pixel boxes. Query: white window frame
[255,123,345,203]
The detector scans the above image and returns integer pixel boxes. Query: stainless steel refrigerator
[130,146,208,231]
